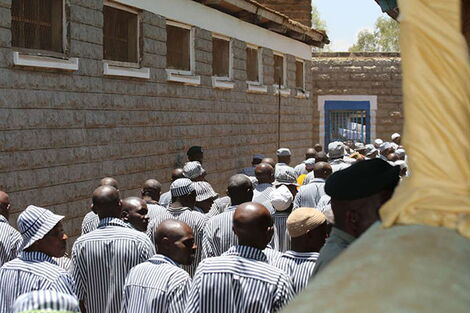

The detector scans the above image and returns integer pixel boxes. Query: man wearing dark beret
[310,158,400,277]
[187,146,204,164]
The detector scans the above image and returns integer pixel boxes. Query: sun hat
[12,290,80,313]
[193,181,218,202]
[287,208,326,238]
[170,178,195,198]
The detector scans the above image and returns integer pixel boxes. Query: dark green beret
[187,146,203,156]
[325,158,400,200]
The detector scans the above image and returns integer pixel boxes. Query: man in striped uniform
[121,220,195,313]
[268,185,293,253]
[0,191,21,267]
[12,290,80,313]
[147,178,207,277]
[252,163,275,213]
[273,208,328,293]
[159,168,185,208]
[141,179,168,225]
[294,162,332,208]
[201,174,253,258]
[185,202,295,313]
[81,177,119,235]
[72,185,155,313]
[0,205,76,313]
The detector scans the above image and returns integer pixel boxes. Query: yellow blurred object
[297,174,306,189]
[380,0,470,237]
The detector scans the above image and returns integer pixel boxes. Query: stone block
[141,11,166,28]
[70,22,102,45]
[70,0,102,10]
[0,27,10,48]
[70,39,102,59]
[70,4,103,28]
[142,23,166,42]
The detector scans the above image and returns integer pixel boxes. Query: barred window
[296,60,304,89]
[273,54,284,86]
[166,25,191,71]
[11,0,63,52]
[103,5,139,63]
[212,37,230,77]
[246,47,259,82]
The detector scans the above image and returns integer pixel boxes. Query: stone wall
[256,0,312,28]
[0,0,313,246]
[311,52,403,145]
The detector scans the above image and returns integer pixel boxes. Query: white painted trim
[115,0,312,60]
[166,69,201,85]
[247,83,268,94]
[273,85,291,97]
[212,77,235,90]
[166,20,192,29]
[104,0,139,13]
[317,95,378,147]
[103,62,150,79]
[13,52,79,71]
[213,33,230,41]
[295,90,310,99]
[246,43,258,49]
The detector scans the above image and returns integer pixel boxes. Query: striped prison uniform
[0,215,21,267]
[121,254,191,313]
[202,207,283,263]
[147,207,207,277]
[293,178,326,209]
[184,245,295,313]
[80,211,99,235]
[12,290,80,313]
[0,251,76,313]
[71,217,155,313]
[272,251,319,293]
[271,211,290,252]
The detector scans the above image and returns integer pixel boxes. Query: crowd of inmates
[0,133,406,313]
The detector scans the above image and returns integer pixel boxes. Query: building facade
[0,0,326,243]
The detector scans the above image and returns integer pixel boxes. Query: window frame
[165,20,195,76]
[295,58,305,91]
[211,33,232,80]
[103,1,141,66]
[246,44,263,85]
[11,0,68,57]
[273,51,287,88]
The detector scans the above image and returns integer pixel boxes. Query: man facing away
[72,185,155,313]
[0,205,75,313]
[184,202,295,313]
[81,177,119,235]
[160,168,185,208]
[121,220,196,313]
[294,162,332,209]
[147,178,207,277]
[273,208,328,293]
[240,154,265,177]
[311,159,400,277]
[294,148,317,178]
[0,190,21,267]
[252,163,275,213]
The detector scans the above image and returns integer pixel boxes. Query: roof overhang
[193,0,329,47]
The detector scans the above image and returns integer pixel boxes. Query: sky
[314,0,384,51]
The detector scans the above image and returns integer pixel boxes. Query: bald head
[314,144,323,152]
[121,197,148,232]
[314,152,328,163]
[92,185,121,219]
[313,162,333,180]
[233,202,274,250]
[100,177,118,189]
[255,163,274,184]
[142,179,161,202]
[155,220,196,265]
[171,168,185,182]
[261,158,276,168]
[305,148,316,159]
[227,174,253,205]
[0,191,10,219]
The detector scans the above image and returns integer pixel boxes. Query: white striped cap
[274,166,298,186]
[170,178,195,198]
[193,181,218,202]
[17,205,64,251]
[13,290,80,313]
[183,161,205,180]
[270,185,293,212]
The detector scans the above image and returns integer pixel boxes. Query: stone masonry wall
[311,52,403,145]
[256,0,312,28]
[0,0,313,247]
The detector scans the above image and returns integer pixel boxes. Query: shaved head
[306,148,316,159]
[261,158,276,168]
[100,177,118,189]
[121,197,148,232]
[0,191,10,219]
[314,144,323,152]
[227,174,253,205]
[155,220,196,265]
[314,152,328,163]
[171,168,185,182]
[142,179,162,202]
[233,202,274,250]
[92,185,121,219]
[313,162,333,180]
[255,163,275,184]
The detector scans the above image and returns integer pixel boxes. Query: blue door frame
[324,100,371,147]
